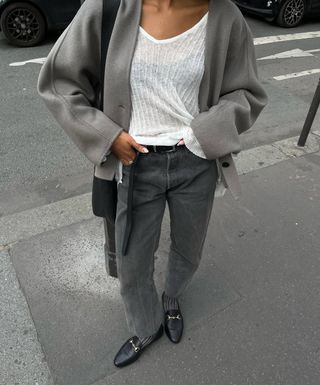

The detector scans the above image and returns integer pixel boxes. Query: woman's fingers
[111,131,148,164]
[129,137,149,153]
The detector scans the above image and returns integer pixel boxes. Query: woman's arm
[189,14,268,159]
[37,0,123,167]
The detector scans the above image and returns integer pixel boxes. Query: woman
[37,0,268,369]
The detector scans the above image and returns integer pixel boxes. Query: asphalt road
[1,13,320,216]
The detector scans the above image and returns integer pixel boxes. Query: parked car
[232,0,320,27]
[0,0,82,47]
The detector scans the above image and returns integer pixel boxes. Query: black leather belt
[143,143,185,153]
[121,143,185,255]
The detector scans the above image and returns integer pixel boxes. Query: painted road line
[9,58,46,66]
[258,48,315,60]
[273,69,320,81]
[254,31,320,45]
[1,133,319,246]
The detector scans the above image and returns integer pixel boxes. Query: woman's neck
[143,0,209,11]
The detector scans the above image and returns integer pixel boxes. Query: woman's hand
[111,132,149,165]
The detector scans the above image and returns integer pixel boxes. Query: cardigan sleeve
[36,0,123,167]
[189,15,268,160]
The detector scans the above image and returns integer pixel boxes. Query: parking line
[273,69,320,80]
[254,31,320,45]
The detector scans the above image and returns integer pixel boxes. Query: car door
[309,0,320,13]
[45,0,81,27]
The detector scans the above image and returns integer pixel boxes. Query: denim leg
[115,154,166,339]
[164,147,218,299]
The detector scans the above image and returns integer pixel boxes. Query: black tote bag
[92,0,121,219]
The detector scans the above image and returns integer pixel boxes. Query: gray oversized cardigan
[37,0,268,200]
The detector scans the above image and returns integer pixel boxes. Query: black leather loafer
[161,291,184,343]
[113,323,164,368]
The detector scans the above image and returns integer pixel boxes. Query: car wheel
[0,2,46,47]
[276,0,306,27]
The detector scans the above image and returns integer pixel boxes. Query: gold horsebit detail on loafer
[129,338,141,352]
[166,314,182,320]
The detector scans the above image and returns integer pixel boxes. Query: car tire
[0,2,46,47]
[276,0,306,27]
[264,16,276,23]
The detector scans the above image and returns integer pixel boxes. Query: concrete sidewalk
[1,138,320,385]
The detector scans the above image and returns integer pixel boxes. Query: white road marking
[254,31,320,45]
[273,68,320,80]
[9,58,46,66]
[258,48,315,60]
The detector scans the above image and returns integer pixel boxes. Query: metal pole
[297,77,320,147]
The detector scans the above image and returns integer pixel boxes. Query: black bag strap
[100,0,121,110]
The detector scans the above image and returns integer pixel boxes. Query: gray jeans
[115,145,218,339]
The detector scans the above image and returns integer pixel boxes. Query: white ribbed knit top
[116,11,208,183]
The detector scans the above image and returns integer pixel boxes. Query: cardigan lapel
[103,0,142,131]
